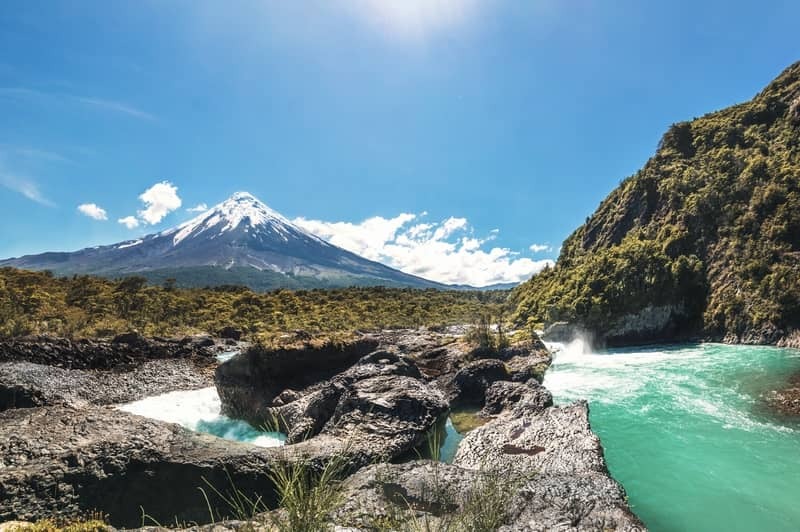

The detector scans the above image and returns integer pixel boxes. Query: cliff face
[513,61,800,345]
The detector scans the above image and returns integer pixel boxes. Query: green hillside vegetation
[512,61,800,343]
[0,267,506,340]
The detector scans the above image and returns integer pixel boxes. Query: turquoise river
[544,340,800,532]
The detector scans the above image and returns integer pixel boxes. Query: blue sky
[1,1,799,285]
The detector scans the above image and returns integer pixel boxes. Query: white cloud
[74,97,156,121]
[77,203,108,220]
[118,216,140,229]
[186,203,208,213]
[341,0,479,40]
[294,212,553,287]
[294,213,416,261]
[0,87,155,122]
[0,170,54,206]
[137,181,182,225]
[529,243,552,253]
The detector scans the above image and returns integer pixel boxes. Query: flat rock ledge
[0,359,214,410]
[328,393,644,531]
[0,405,280,528]
[0,333,224,370]
[0,333,240,411]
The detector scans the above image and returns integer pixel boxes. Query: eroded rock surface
[0,359,214,411]
[215,337,379,424]
[331,383,643,531]
[217,342,448,465]
[0,406,280,528]
[0,333,221,370]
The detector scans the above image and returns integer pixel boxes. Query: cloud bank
[77,203,108,220]
[294,212,553,287]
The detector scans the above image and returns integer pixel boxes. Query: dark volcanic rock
[765,371,800,416]
[218,343,448,464]
[321,373,448,463]
[0,328,645,531]
[497,340,552,384]
[0,335,218,370]
[448,359,510,406]
[370,329,466,385]
[0,359,215,411]
[333,460,644,532]
[455,400,609,474]
[479,380,552,417]
[218,327,243,341]
[215,337,379,424]
[0,406,281,528]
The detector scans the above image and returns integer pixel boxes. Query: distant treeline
[0,267,508,340]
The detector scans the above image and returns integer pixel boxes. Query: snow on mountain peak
[170,192,295,246]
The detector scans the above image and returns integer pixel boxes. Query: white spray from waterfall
[118,350,285,448]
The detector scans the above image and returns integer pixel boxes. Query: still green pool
[544,341,800,532]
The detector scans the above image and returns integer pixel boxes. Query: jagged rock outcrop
[215,337,379,424]
[216,340,448,465]
[0,333,236,412]
[479,380,553,417]
[447,359,510,406]
[455,400,607,474]
[493,340,552,383]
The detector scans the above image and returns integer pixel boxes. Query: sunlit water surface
[544,340,800,532]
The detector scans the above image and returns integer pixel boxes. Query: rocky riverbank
[0,328,645,531]
[765,371,800,416]
[0,333,236,411]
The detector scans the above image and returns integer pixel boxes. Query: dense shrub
[0,268,506,340]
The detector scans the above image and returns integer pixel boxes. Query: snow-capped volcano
[0,192,445,290]
[168,192,303,247]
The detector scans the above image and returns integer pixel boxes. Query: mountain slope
[0,192,447,290]
[512,61,800,345]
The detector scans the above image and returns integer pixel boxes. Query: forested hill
[512,61,800,346]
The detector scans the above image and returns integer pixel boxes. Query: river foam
[118,386,285,448]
